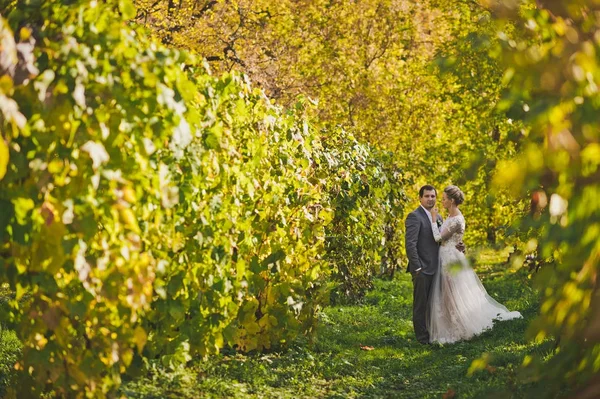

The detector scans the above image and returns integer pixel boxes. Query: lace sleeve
[431,218,442,243]
[440,217,464,241]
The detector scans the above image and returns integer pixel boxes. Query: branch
[192,0,218,19]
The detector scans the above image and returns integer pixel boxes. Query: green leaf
[12,197,34,225]
[119,0,136,21]
[0,199,13,241]
[168,300,185,322]
[261,249,286,268]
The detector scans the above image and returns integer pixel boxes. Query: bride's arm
[439,218,461,242]
[431,219,442,243]
[430,208,442,243]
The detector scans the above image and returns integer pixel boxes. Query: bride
[427,185,521,344]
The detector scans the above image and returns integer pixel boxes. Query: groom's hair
[419,185,437,197]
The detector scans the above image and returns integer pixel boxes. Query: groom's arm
[405,213,422,273]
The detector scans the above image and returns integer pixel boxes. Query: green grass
[0,284,21,398]
[121,248,552,398]
[0,328,20,397]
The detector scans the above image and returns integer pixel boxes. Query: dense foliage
[133,0,526,247]
[0,0,205,395]
[134,1,600,397]
[3,0,599,397]
[485,1,600,397]
[0,0,407,396]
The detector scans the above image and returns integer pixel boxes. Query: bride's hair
[444,185,465,205]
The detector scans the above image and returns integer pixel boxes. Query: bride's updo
[444,185,465,205]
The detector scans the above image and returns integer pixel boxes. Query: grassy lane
[122,248,552,398]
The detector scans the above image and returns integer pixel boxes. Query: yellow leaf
[19,27,31,41]
[467,354,490,376]
[31,218,66,273]
[492,159,523,194]
[245,321,261,335]
[133,326,147,353]
[582,143,600,174]
[122,348,134,367]
[34,333,48,350]
[16,283,26,300]
[47,159,64,174]
[12,197,34,224]
[258,315,270,328]
[122,186,137,203]
[214,332,224,349]
[119,207,140,233]
[0,137,10,180]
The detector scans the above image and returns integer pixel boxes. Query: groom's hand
[456,241,466,253]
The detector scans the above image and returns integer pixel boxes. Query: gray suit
[404,206,442,343]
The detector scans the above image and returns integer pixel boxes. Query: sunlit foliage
[0,0,407,396]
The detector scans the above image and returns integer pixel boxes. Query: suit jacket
[404,207,442,275]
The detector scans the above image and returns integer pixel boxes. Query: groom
[404,185,443,344]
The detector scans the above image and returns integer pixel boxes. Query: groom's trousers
[412,272,434,344]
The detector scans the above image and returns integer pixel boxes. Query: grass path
[122,249,552,398]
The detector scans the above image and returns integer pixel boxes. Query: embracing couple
[405,185,521,345]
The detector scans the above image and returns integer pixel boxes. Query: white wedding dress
[427,213,522,344]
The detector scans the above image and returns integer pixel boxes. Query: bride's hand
[430,207,438,222]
